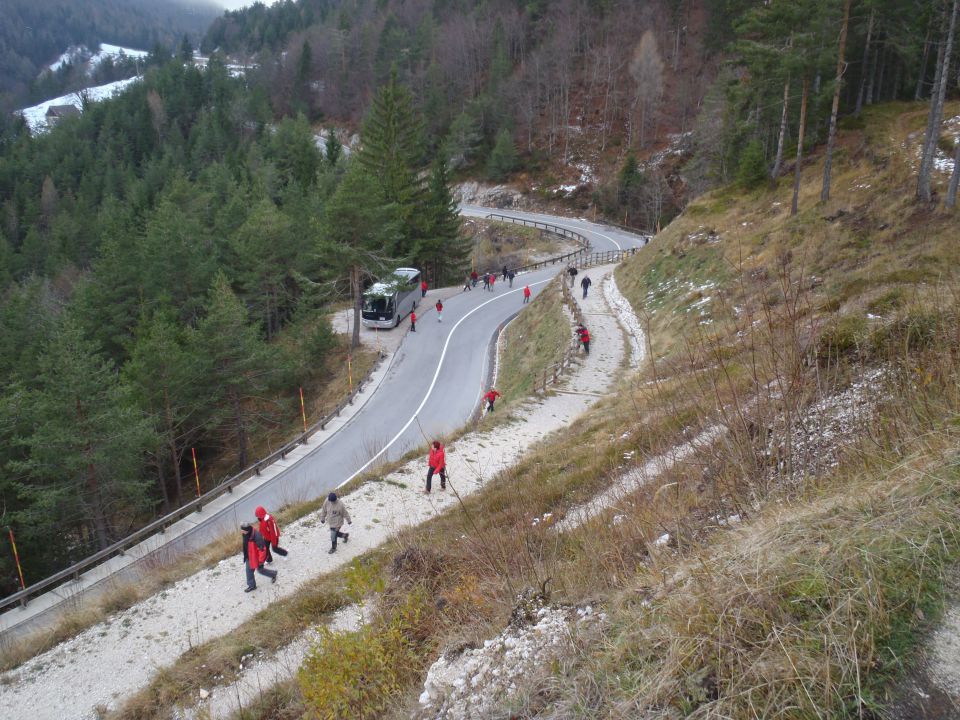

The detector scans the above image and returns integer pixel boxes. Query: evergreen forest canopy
[0,0,220,110]
[0,56,465,594]
[0,0,957,594]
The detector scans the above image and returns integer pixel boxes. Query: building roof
[45,104,81,118]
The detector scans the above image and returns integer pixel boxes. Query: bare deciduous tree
[629,30,665,149]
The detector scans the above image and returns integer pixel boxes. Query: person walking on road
[484,388,502,413]
[578,325,591,355]
[241,523,277,592]
[502,265,508,281]
[580,275,592,299]
[523,285,531,304]
[320,492,352,554]
[471,270,478,288]
[464,273,472,292]
[255,506,288,563]
[410,310,417,332]
[508,270,515,288]
[436,299,443,322]
[425,440,447,493]
[482,273,490,291]
[489,273,497,292]
[421,279,428,298]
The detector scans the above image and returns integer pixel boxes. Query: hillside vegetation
[165,103,960,719]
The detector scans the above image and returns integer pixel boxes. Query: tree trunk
[163,388,184,505]
[821,0,852,203]
[855,9,875,116]
[351,264,362,349]
[155,461,171,512]
[946,140,960,208]
[772,77,791,179]
[915,30,932,100]
[919,0,959,202]
[873,43,887,103]
[865,35,880,106]
[792,78,810,216]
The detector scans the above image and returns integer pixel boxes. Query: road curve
[0,205,649,639]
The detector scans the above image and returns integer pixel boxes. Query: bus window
[363,296,393,314]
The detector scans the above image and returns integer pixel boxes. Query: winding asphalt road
[0,206,648,639]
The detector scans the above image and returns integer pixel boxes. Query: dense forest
[0,0,220,110]
[0,56,464,593]
[0,0,958,594]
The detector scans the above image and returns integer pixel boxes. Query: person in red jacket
[425,440,447,493]
[410,310,416,332]
[484,388,502,413]
[470,270,479,287]
[421,279,428,298]
[436,299,443,322]
[241,523,277,593]
[255,506,288,563]
[523,285,531,304]
[578,325,591,355]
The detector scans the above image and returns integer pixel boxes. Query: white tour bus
[361,267,422,328]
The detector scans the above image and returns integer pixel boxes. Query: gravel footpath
[2,264,642,720]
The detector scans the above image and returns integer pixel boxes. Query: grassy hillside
[111,103,960,719]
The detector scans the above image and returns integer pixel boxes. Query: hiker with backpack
[241,523,277,592]
[255,506,288,563]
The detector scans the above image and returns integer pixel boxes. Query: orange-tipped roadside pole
[347,355,353,393]
[191,447,201,498]
[299,386,308,433]
[8,527,25,591]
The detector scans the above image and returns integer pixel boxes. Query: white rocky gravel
[416,602,604,719]
[2,263,643,720]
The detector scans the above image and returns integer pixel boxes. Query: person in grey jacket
[320,492,352,554]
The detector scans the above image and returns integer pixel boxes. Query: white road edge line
[337,278,552,488]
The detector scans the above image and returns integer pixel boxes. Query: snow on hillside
[88,44,149,72]
[18,77,141,133]
[47,43,148,75]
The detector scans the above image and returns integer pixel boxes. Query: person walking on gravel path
[578,325,591,355]
[425,440,447,493]
[255,506,288,563]
[580,275,592,299]
[436,299,443,322]
[523,285,531,304]
[241,523,277,592]
[567,264,578,287]
[421,279,428,298]
[484,388,502,413]
[320,492,352,554]
[410,310,416,332]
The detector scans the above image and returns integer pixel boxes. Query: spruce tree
[320,162,401,348]
[196,273,292,470]
[487,129,518,181]
[11,318,155,553]
[419,157,470,285]
[357,68,426,257]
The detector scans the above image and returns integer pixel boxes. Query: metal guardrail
[0,350,388,614]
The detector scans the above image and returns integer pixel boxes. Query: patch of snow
[48,46,88,72]
[87,44,148,73]
[18,77,141,134]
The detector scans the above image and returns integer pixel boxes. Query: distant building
[45,104,80,128]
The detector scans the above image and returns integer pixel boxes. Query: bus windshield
[363,295,394,314]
